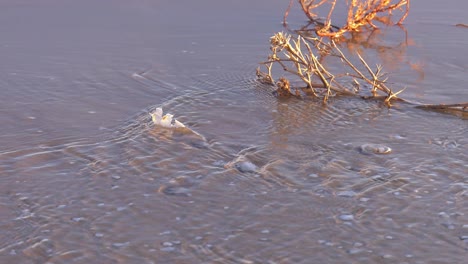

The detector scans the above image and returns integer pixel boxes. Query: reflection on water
[1,0,467,263]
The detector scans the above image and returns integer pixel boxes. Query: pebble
[71,217,85,222]
[348,248,364,254]
[441,223,455,230]
[160,186,191,197]
[235,161,257,173]
[339,214,354,221]
[459,236,468,241]
[160,247,176,252]
[212,160,226,167]
[359,143,392,155]
[162,242,173,247]
[337,190,357,198]
[112,242,129,248]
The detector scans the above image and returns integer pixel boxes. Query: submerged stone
[235,161,257,173]
[359,143,392,155]
[337,190,357,198]
[160,186,191,197]
[339,214,354,221]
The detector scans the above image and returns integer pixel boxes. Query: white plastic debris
[150,108,185,128]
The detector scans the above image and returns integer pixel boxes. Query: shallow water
[1,0,467,263]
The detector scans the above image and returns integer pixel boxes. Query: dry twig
[285,0,410,38]
[258,32,400,104]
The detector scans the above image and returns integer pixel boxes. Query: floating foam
[150,108,185,128]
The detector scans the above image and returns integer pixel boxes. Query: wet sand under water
[0,0,467,263]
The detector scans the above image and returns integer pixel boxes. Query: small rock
[359,144,392,155]
[160,186,191,197]
[339,214,354,221]
[212,160,225,167]
[112,242,129,248]
[71,217,84,222]
[162,242,173,247]
[160,247,176,252]
[348,248,364,254]
[235,161,257,173]
[337,190,357,198]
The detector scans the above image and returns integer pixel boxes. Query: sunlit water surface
[0,0,467,263]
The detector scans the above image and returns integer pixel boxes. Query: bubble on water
[261,229,270,234]
[162,242,173,247]
[95,233,104,238]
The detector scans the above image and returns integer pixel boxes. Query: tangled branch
[257,32,402,104]
[285,0,410,38]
